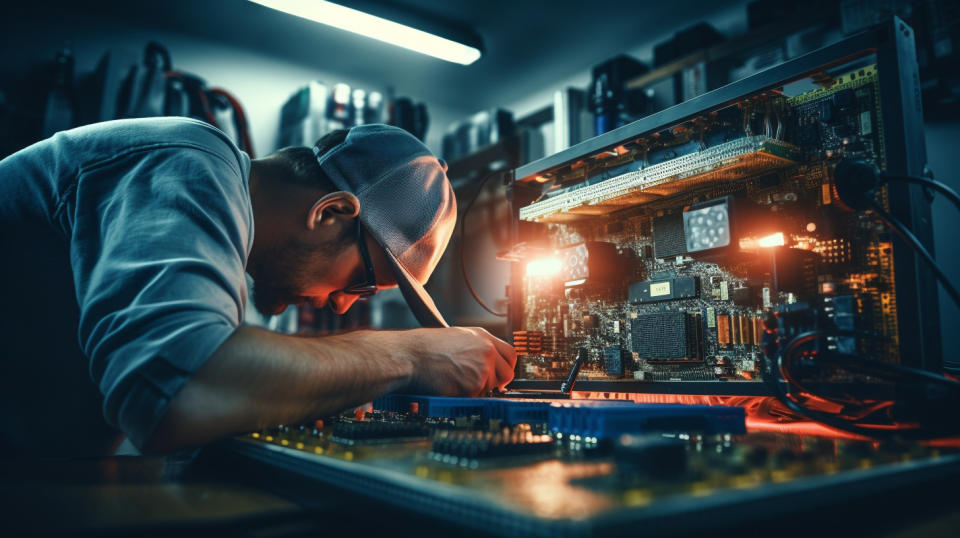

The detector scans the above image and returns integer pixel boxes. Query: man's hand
[400,327,518,397]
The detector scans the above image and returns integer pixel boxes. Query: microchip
[631,311,700,360]
[831,295,856,354]
[603,346,626,376]
[629,276,698,303]
[820,99,835,122]
[834,89,854,109]
[653,213,687,258]
[731,286,759,306]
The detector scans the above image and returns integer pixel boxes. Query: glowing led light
[757,232,786,248]
[526,257,562,277]
[249,0,482,65]
[806,222,817,232]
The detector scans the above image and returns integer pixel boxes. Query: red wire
[164,73,253,157]
[210,87,255,158]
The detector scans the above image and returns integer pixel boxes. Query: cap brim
[381,248,449,328]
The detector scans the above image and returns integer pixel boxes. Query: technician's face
[250,230,394,317]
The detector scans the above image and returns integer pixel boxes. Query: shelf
[446,133,522,180]
[626,12,837,91]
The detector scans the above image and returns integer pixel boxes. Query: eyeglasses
[342,219,379,297]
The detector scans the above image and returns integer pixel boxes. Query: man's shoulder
[67,117,247,174]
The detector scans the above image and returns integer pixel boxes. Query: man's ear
[306,191,361,230]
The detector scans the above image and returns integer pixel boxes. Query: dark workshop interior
[1,1,960,536]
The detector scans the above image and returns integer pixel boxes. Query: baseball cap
[312,124,456,328]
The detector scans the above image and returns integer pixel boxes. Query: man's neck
[246,159,274,279]
[245,158,328,278]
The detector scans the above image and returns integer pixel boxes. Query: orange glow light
[757,232,786,248]
[526,257,562,277]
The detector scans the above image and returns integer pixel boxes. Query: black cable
[870,202,960,309]
[459,169,508,317]
[770,330,960,440]
[884,174,960,214]
[770,332,913,440]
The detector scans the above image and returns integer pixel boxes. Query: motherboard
[223,395,960,536]
[511,64,899,384]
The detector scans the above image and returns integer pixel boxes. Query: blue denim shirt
[0,117,252,454]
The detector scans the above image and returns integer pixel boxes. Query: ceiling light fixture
[249,0,482,65]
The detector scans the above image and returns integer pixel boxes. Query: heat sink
[631,311,700,361]
[519,135,798,223]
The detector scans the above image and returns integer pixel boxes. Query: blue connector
[547,402,746,439]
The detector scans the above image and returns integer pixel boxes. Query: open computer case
[505,17,941,397]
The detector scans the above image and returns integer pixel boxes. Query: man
[0,117,516,457]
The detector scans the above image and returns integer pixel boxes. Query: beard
[249,238,329,317]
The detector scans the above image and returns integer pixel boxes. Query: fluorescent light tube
[250,0,481,65]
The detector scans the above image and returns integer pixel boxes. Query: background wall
[0,6,470,156]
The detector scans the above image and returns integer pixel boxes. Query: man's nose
[329,292,360,315]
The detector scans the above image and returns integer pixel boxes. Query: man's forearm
[145,325,414,452]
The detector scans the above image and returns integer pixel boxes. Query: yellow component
[730,474,760,489]
[650,281,671,297]
[858,458,871,470]
[739,315,751,345]
[623,489,653,507]
[753,317,765,348]
[690,481,713,497]
[344,451,355,461]
[251,432,260,438]
[437,471,454,483]
[264,435,274,442]
[415,466,430,478]
[314,446,324,455]
[295,442,305,450]
[280,439,289,446]
[771,470,792,483]
[787,65,878,106]
[717,315,731,346]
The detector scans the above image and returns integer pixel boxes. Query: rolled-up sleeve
[68,144,252,449]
